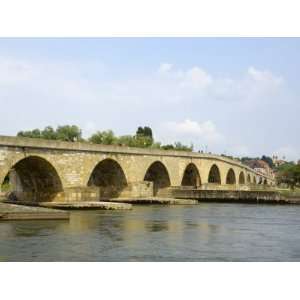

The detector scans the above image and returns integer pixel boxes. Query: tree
[15,124,194,152]
[174,142,193,151]
[136,126,153,139]
[17,129,42,138]
[42,126,57,140]
[134,135,153,148]
[161,142,193,151]
[116,134,153,148]
[117,135,136,147]
[161,144,175,150]
[56,125,82,142]
[241,156,259,163]
[95,130,116,145]
[89,131,103,144]
[89,130,117,145]
[17,125,82,142]
[150,142,162,149]
[277,164,300,189]
[261,155,274,168]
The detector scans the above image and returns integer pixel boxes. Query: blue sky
[0,38,299,160]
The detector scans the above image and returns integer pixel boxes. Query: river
[0,203,300,261]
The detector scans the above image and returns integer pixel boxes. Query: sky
[0,38,299,161]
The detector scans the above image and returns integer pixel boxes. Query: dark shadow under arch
[239,172,245,184]
[144,161,171,196]
[253,176,257,184]
[226,168,236,184]
[2,156,63,203]
[247,174,251,183]
[88,158,127,198]
[181,163,201,187]
[208,164,221,184]
[263,178,268,185]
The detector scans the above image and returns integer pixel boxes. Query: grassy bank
[277,188,300,199]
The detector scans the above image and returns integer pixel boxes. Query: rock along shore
[0,202,69,221]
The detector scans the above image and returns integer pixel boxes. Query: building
[272,155,287,168]
[244,159,274,178]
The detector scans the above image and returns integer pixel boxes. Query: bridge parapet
[0,135,275,202]
[0,135,274,181]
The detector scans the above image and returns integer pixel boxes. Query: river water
[0,203,300,261]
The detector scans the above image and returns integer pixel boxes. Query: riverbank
[0,202,69,221]
[40,201,132,210]
[2,188,300,221]
[159,188,300,205]
[109,197,198,205]
[277,189,300,204]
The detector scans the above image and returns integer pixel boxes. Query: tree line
[276,162,300,189]
[17,125,193,152]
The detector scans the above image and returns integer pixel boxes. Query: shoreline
[1,188,300,221]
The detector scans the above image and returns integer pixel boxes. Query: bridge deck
[0,135,273,180]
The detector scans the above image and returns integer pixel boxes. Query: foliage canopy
[17,125,192,152]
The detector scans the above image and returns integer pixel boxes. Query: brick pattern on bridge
[0,136,274,202]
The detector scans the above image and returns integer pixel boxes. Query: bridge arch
[263,178,268,185]
[239,171,246,184]
[181,163,201,187]
[144,161,171,196]
[253,176,257,184]
[226,168,236,184]
[1,155,63,203]
[258,177,263,184]
[208,164,221,184]
[247,174,251,184]
[87,158,128,198]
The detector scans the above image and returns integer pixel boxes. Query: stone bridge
[0,135,275,203]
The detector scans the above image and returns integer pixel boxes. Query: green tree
[89,131,104,144]
[241,156,259,163]
[56,125,82,142]
[277,164,300,189]
[136,126,153,139]
[100,130,116,145]
[17,129,42,138]
[136,126,153,146]
[134,135,153,148]
[117,135,136,147]
[150,142,161,149]
[261,155,274,168]
[161,142,193,151]
[42,126,57,140]
[161,144,175,150]
[174,142,193,151]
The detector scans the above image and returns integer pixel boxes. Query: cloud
[155,63,285,108]
[0,58,284,110]
[248,66,283,86]
[158,63,173,73]
[0,56,295,160]
[158,63,212,89]
[180,67,213,89]
[159,119,223,145]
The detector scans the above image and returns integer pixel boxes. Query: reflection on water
[145,220,169,232]
[1,203,300,261]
